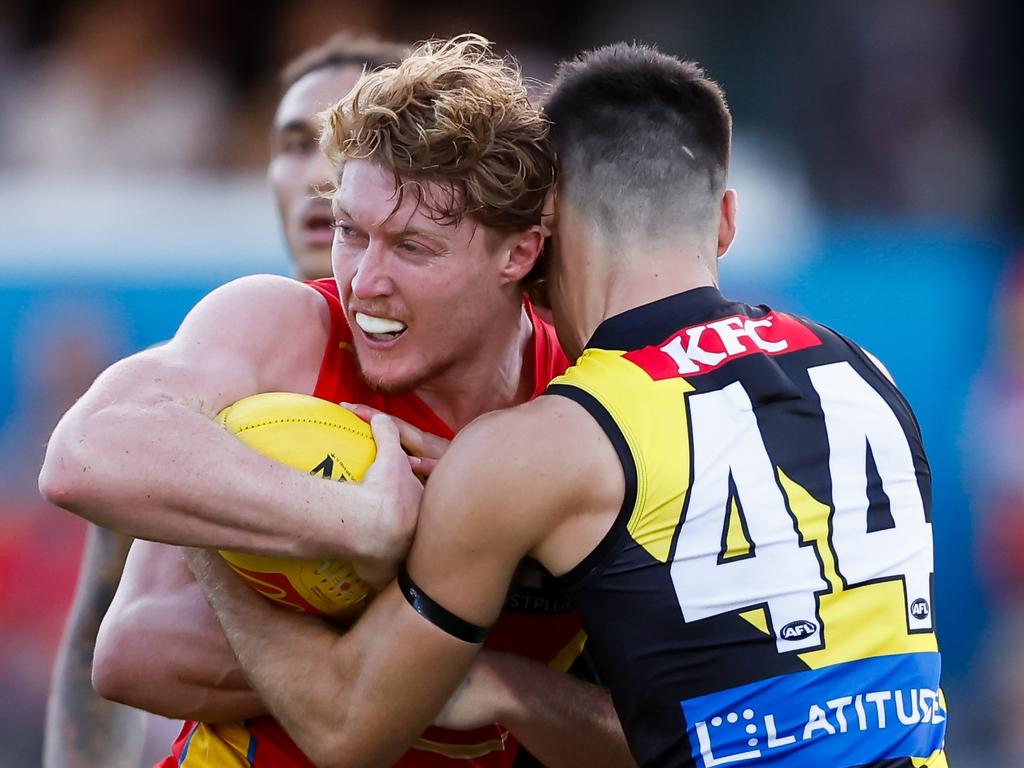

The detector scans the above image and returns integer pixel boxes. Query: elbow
[299,712,364,768]
[38,459,80,512]
[91,617,135,705]
[294,719,347,768]
[38,428,94,512]
[92,620,201,720]
[306,739,353,768]
[92,618,180,716]
[39,410,132,526]
[93,602,159,710]
[91,656,129,706]
[306,716,399,768]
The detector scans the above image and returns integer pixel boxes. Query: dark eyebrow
[272,119,314,136]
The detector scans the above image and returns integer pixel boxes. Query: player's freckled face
[331,159,512,394]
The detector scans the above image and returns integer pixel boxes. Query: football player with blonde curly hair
[42,34,632,768]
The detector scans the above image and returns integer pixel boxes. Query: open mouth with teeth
[305,213,333,231]
[355,311,408,342]
[302,210,335,245]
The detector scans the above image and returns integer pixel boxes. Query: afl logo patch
[911,599,930,619]
[780,619,817,641]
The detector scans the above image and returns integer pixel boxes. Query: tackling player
[40,35,632,768]
[181,43,948,767]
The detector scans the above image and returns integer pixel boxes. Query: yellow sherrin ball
[217,392,376,621]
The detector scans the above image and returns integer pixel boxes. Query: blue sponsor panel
[680,652,945,767]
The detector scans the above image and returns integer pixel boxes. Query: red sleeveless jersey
[160,279,582,768]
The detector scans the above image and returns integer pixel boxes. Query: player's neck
[567,247,718,356]
[413,301,534,432]
[605,256,718,319]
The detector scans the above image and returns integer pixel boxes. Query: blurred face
[332,159,523,393]
[269,65,363,281]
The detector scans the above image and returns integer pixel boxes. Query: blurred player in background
[268,33,412,283]
[182,43,946,767]
[42,31,409,768]
[44,527,144,767]
[3,303,130,768]
[965,260,1024,762]
[40,35,632,768]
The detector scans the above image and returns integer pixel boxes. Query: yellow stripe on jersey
[548,629,588,674]
[776,469,939,668]
[411,731,510,759]
[179,722,254,767]
[736,469,940,667]
[552,348,694,563]
[737,608,769,635]
[722,496,753,560]
[912,750,949,767]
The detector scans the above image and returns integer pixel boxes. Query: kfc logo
[624,312,822,380]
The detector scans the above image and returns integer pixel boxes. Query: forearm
[41,396,378,558]
[215,601,348,756]
[479,654,636,768]
[107,680,264,724]
[190,550,476,768]
[94,541,267,721]
[44,526,146,768]
[105,640,265,724]
[38,284,385,560]
[189,552,366,764]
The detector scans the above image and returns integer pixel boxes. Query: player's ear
[717,189,737,258]
[499,225,546,284]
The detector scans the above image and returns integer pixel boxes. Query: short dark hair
[280,31,410,91]
[543,43,732,242]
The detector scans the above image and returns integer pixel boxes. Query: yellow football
[216,392,376,621]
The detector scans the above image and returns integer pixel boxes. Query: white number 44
[671,361,934,653]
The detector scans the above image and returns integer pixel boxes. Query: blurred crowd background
[0,0,1020,765]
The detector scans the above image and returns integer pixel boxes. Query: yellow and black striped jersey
[547,287,946,768]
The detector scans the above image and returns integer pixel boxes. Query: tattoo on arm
[44,525,147,768]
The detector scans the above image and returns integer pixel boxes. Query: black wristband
[398,567,489,644]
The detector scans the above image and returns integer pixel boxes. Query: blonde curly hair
[320,34,554,232]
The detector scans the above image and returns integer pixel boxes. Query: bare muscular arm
[38,275,417,569]
[186,402,632,768]
[93,539,265,722]
[43,525,146,768]
[436,650,635,768]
